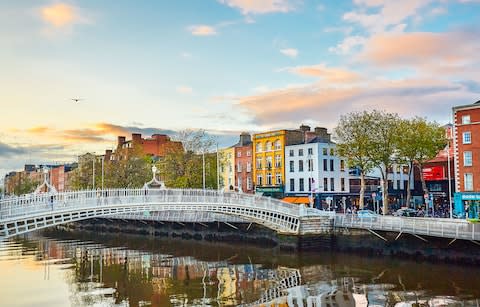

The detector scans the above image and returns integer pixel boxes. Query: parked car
[357,209,378,218]
[393,208,418,217]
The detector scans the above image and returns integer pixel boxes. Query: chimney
[105,149,112,161]
[132,133,142,143]
[299,124,311,132]
[314,127,331,142]
[239,132,251,146]
[117,136,126,146]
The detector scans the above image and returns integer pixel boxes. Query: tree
[13,175,37,195]
[335,111,377,209]
[397,118,446,207]
[158,129,218,189]
[368,111,401,215]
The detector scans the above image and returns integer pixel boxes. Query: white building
[285,140,350,196]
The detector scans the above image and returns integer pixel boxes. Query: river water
[1,230,479,307]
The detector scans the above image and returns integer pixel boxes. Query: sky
[1,0,480,177]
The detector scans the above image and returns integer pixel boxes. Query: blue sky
[1,0,480,176]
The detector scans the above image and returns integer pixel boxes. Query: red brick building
[113,133,183,160]
[453,100,480,192]
[234,132,253,193]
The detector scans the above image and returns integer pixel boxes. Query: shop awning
[282,196,311,204]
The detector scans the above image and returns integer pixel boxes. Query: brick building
[234,133,253,193]
[452,100,480,217]
[113,133,183,160]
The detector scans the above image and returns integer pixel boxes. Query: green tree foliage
[397,117,447,206]
[367,111,401,214]
[334,111,377,209]
[13,175,37,195]
[158,129,218,189]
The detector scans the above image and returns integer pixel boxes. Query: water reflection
[0,230,479,306]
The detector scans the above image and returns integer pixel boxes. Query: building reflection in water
[3,234,480,307]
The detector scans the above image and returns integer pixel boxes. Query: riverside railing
[334,214,480,241]
[0,188,303,221]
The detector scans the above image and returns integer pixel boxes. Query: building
[284,127,350,208]
[421,124,454,209]
[452,100,480,216]
[219,146,235,191]
[233,132,253,193]
[252,127,305,198]
[114,133,183,160]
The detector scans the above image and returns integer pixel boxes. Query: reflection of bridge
[0,189,323,237]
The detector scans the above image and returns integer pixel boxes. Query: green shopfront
[255,186,284,199]
[454,192,480,221]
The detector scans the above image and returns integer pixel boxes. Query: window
[463,132,472,144]
[465,173,473,191]
[340,160,345,172]
[308,159,313,172]
[323,178,328,191]
[266,141,272,151]
[330,178,335,191]
[464,151,473,166]
[257,174,263,186]
[266,172,272,185]
[247,177,252,190]
[237,162,242,172]
[274,140,281,150]
[299,160,304,172]
[290,178,295,192]
[237,151,242,158]
[330,159,334,171]
[341,178,345,191]
[276,173,282,185]
[266,156,273,169]
[289,160,294,172]
[299,149,304,156]
[323,159,328,171]
[247,162,252,172]
[308,148,313,155]
[256,157,262,169]
[323,148,328,155]
[299,178,304,191]
[247,151,251,157]
[237,177,242,189]
[289,149,294,157]
[308,178,312,191]
[462,115,471,124]
[228,164,232,173]
[256,142,262,152]
[330,148,335,156]
[275,154,281,168]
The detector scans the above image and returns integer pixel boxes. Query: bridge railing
[334,214,480,241]
[0,189,302,220]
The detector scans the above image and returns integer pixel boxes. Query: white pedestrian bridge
[0,188,479,244]
[0,188,322,238]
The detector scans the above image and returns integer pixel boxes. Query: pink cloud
[283,64,362,83]
[218,0,295,15]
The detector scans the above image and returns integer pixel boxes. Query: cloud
[344,0,433,33]
[27,126,50,134]
[280,48,298,58]
[329,35,367,54]
[176,86,193,94]
[234,78,475,127]
[359,30,480,72]
[218,0,296,15]
[281,64,362,83]
[187,25,217,36]
[0,142,26,157]
[40,3,91,28]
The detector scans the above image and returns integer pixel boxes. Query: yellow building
[252,129,304,197]
[219,146,235,191]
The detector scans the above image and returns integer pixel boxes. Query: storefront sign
[461,193,480,200]
[256,186,284,193]
[422,166,445,181]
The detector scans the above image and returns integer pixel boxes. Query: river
[0,229,479,306]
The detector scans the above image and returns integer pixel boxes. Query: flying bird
[71,98,83,103]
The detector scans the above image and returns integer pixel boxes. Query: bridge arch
[0,189,304,238]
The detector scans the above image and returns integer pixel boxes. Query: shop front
[454,193,480,221]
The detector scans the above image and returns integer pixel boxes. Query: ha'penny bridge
[1,166,480,245]
[1,187,479,245]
